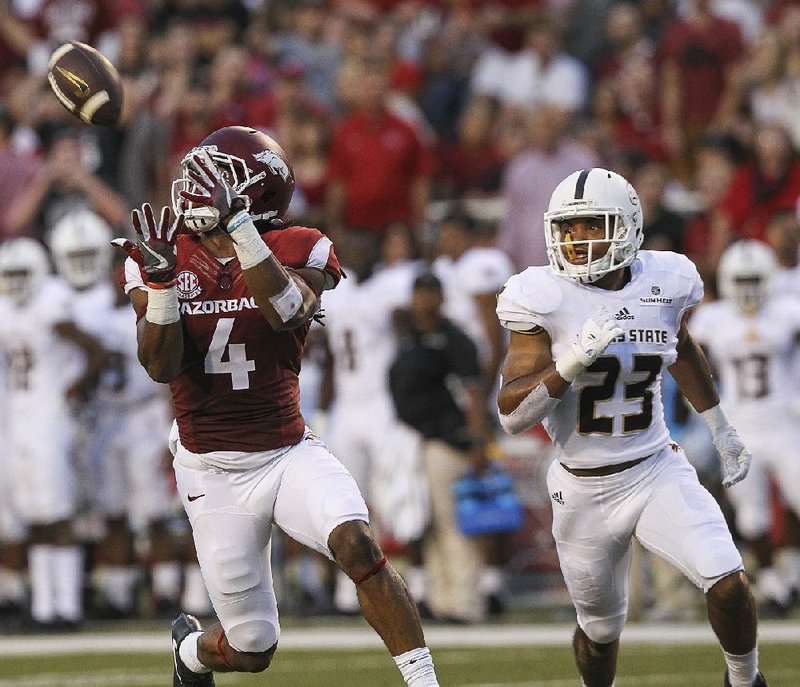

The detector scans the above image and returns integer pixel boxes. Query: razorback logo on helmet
[254,150,291,182]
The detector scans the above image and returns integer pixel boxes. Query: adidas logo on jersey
[615,307,635,321]
[551,491,564,505]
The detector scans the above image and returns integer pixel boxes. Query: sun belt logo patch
[254,150,291,181]
[177,270,202,299]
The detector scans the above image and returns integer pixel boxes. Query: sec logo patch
[177,271,202,299]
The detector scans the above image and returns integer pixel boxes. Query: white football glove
[555,306,624,382]
[700,405,752,488]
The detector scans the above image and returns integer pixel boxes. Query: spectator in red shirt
[682,134,741,271]
[658,0,744,180]
[434,98,504,200]
[711,123,800,263]
[326,56,432,235]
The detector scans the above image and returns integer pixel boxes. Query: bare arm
[497,328,569,416]
[667,314,720,414]
[128,287,184,384]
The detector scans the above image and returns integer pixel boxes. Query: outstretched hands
[178,150,247,224]
[112,203,183,286]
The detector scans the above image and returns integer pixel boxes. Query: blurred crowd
[1,0,800,629]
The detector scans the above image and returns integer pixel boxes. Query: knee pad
[227,618,279,654]
[193,511,262,595]
[580,613,626,645]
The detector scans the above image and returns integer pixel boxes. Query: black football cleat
[172,613,215,686]
[724,671,768,686]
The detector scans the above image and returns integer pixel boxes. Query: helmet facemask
[0,239,50,305]
[718,240,776,315]
[172,145,264,233]
[545,209,637,284]
[729,276,768,313]
[58,248,109,290]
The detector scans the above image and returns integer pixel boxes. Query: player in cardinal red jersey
[116,126,439,687]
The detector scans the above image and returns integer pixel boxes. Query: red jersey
[131,226,341,454]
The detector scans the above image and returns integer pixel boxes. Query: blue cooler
[453,465,524,536]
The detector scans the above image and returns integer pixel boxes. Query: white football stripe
[79,91,110,124]
[306,236,333,270]
[47,42,74,70]
[47,73,76,112]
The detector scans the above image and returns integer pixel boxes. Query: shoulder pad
[497,267,563,331]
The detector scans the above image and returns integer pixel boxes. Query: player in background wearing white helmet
[495,168,766,687]
[0,347,27,626]
[691,240,800,614]
[432,210,515,614]
[319,228,428,615]
[49,210,187,619]
[0,237,104,629]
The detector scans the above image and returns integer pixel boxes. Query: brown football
[47,41,123,126]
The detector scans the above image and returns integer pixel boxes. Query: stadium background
[1,0,799,684]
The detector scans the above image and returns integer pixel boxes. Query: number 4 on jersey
[204,317,255,390]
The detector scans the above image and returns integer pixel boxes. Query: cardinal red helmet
[172,126,295,233]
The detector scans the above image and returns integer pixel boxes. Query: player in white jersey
[433,212,514,387]
[764,209,800,298]
[50,212,185,618]
[0,238,103,629]
[321,230,426,612]
[691,240,800,612]
[495,168,766,687]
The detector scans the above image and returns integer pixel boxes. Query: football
[47,41,123,126]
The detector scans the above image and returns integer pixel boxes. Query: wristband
[145,285,180,325]
[225,211,273,269]
[700,404,728,434]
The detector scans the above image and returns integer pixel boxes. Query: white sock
[182,564,212,616]
[479,566,503,596]
[0,568,26,603]
[405,566,427,602]
[334,569,359,612]
[178,630,212,674]
[152,561,181,601]
[52,545,84,622]
[723,647,758,687]
[96,565,138,611]
[394,647,438,686]
[777,547,800,590]
[28,545,55,623]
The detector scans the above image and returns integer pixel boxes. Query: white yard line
[0,621,798,656]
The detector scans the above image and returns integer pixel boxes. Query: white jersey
[497,251,703,468]
[0,277,83,419]
[434,248,514,362]
[322,261,416,403]
[70,281,115,337]
[772,265,800,298]
[690,296,800,424]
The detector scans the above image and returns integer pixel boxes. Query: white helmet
[48,209,112,289]
[0,238,50,304]
[718,240,776,313]
[544,168,643,283]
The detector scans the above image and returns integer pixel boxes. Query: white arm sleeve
[498,382,560,435]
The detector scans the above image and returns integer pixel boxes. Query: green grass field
[0,634,798,686]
